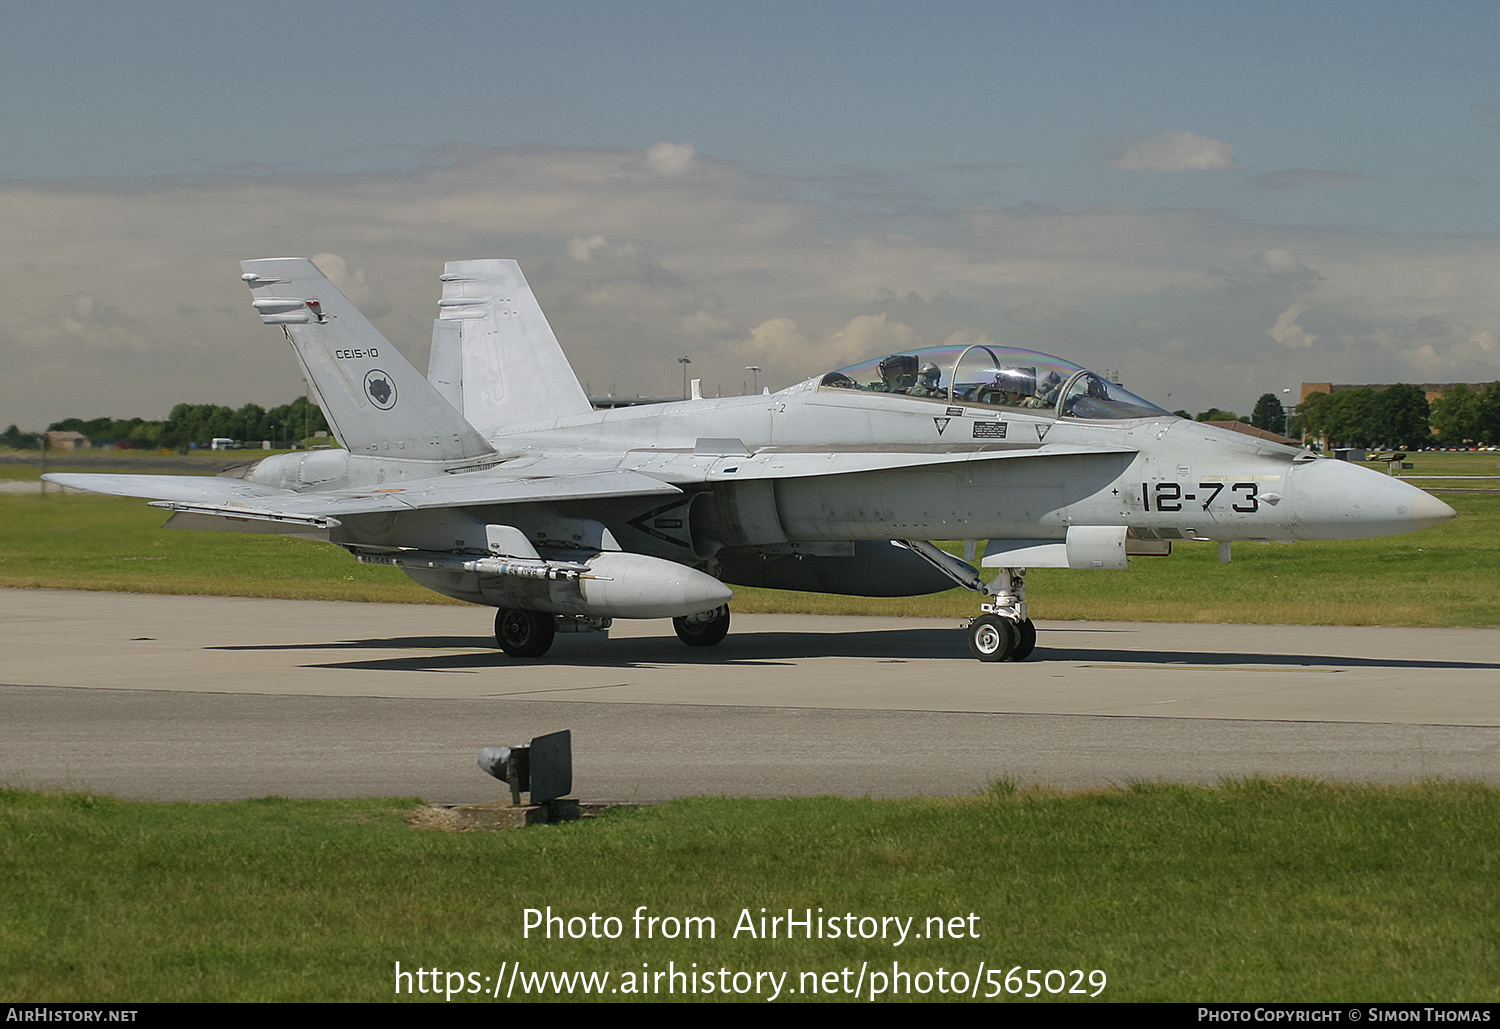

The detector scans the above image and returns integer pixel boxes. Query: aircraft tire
[495,608,556,658]
[1009,619,1037,661]
[968,614,1016,662]
[673,605,730,647]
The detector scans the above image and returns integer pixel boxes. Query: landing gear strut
[894,540,1035,662]
[673,604,730,647]
[495,608,556,658]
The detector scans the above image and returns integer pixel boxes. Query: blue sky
[3,1,1498,427]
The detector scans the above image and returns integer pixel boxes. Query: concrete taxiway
[3,589,1496,802]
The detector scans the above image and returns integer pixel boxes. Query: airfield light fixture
[479,730,573,808]
[746,365,761,393]
[678,356,692,399]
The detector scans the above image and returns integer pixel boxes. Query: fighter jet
[47,258,1457,662]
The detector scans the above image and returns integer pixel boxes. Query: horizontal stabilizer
[42,473,297,505]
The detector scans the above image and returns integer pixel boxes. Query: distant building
[44,430,90,450]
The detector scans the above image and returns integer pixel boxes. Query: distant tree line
[1169,408,1246,423]
[1298,383,1500,449]
[1,424,46,449]
[1189,395,1289,433]
[28,396,330,449]
[1426,383,1500,446]
[1170,382,1500,449]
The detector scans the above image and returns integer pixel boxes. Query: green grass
[3,452,1497,624]
[0,491,449,603]
[2,782,1496,1002]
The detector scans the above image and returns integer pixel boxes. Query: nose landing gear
[893,540,1036,662]
[968,608,1035,662]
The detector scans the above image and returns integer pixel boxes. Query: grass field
[2,781,1497,1003]
[4,451,1496,625]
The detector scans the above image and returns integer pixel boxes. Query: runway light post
[746,365,761,394]
[678,357,691,399]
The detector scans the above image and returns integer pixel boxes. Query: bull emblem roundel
[363,369,397,410]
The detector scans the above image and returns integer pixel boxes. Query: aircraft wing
[45,469,681,529]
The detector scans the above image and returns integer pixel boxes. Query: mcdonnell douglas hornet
[48,259,1457,661]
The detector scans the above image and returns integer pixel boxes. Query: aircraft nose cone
[1411,491,1457,531]
[1288,459,1458,540]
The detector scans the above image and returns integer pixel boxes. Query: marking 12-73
[1142,480,1259,513]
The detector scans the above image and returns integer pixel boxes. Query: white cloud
[734,317,811,359]
[646,142,697,176]
[310,253,390,318]
[823,313,922,366]
[566,235,609,261]
[1269,304,1318,348]
[1259,249,1300,275]
[1093,130,1239,172]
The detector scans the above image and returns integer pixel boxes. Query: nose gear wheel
[968,614,1016,662]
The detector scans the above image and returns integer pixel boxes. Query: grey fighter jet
[48,258,1457,662]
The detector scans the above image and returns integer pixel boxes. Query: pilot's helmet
[918,362,941,388]
[1037,370,1063,399]
[878,354,919,383]
[1085,374,1110,399]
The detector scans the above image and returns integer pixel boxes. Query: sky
[3,0,1499,429]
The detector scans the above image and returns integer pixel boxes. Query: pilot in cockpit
[1036,370,1063,406]
[909,362,943,397]
[983,367,1062,410]
[875,354,919,392]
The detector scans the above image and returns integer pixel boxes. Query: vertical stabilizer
[429,260,594,437]
[241,258,494,461]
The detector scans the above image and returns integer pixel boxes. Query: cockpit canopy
[818,344,1172,420]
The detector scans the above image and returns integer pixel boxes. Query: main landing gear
[673,604,730,647]
[494,605,732,658]
[494,608,555,658]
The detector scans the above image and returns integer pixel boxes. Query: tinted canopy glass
[818,344,1171,420]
